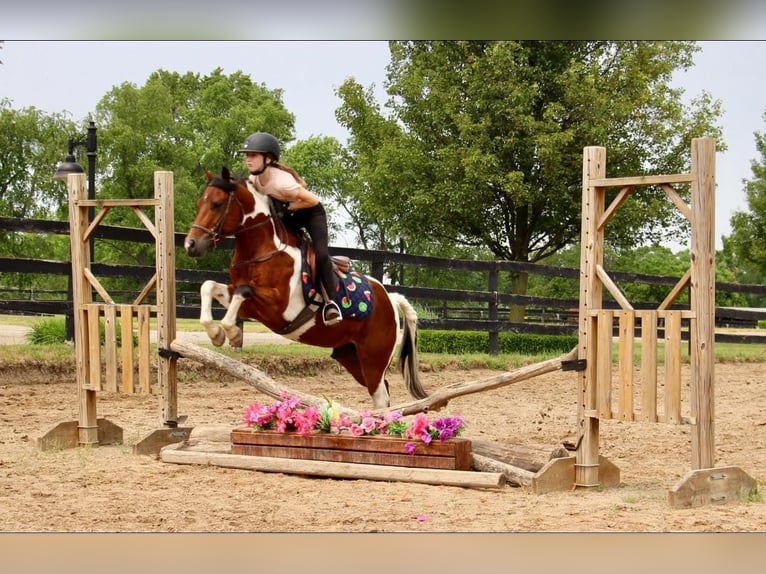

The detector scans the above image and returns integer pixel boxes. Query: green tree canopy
[336,41,724,270]
[0,99,78,219]
[91,68,300,269]
[727,123,766,287]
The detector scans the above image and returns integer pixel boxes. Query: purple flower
[431,415,464,441]
[405,442,417,455]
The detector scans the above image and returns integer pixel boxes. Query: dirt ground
[1,354,764,533]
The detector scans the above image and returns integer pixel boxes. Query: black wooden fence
[3,216,766,351]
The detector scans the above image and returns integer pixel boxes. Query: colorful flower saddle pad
[299,246,374,320]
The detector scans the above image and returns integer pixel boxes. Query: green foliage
[26,317,68,345]
[727,128,766,287]
[26,317,136,346]
[336,41,724,272]
[419,330,577,355]
[0,99,80,221]
[91,68,297,270]
[738,483,763,504]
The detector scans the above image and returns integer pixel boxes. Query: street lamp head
[53,153,85,182]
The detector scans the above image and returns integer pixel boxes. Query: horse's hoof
[229,333,243,348]
[230,345,243,353]
[210,329,226,347]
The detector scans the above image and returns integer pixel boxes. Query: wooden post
[67,173,99,446]
[154,171,178,427]
[487,267,499,355]
[575,146,606,488]
[689,137,716,469]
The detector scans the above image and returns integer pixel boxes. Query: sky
[3,39,766,250]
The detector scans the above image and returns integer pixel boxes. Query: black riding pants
[284,203,337,297]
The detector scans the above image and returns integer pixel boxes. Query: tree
[727,124,766,288]
[91,68,297,272]
[0,100,78,292]
[335,41,724,311]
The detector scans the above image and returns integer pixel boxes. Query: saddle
[269,200,367,335]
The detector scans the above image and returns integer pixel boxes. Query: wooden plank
[658,268,691,311]
[119,305,134,394]
[597,311,613,419]
[589,173,693,187]
[595,265,633,310]
[68,173,98,446]
[161,443,505,489]
[617,310,634,421]
[103,305,118,392]
[232,430,467,457]
[664,311,682,424]
[689,137,716,470]
[231,430,472,471]
[597,185,634,231]
[232,444,466,470]
[155,171,179,427]
[77,198,160,207]
[640,311,658,422]
[86,305,101,391]
[576,145,606,490]
[138,305,151,394]
[83,268,114,304]
[661,183,693,222]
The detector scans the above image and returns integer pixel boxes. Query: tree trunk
[508,270,529,322]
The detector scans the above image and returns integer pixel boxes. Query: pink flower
[349,423,366,437]
[405,413,430,440]
[243,402,275,429]
[294,406,320,436]
[360,416,378,434]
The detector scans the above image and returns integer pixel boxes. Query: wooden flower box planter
[230,429,472,471]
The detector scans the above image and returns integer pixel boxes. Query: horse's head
[184,167,256,257]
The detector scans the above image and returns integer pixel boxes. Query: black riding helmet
[240,132,280,161]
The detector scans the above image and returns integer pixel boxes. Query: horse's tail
[389,292,428,400]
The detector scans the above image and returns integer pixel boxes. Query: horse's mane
[207,166,247,193]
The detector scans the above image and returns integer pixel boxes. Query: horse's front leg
[219,287,249,349]
[199,280,231,347]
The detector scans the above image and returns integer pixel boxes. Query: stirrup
[322,301,342,326]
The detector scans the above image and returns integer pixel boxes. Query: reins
[192,178,292,265]
[202,179,292,268]
[190,188,238,247]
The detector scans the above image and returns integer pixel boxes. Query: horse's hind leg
[331,344,390,409]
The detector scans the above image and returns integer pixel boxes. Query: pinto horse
[183,168,428,409]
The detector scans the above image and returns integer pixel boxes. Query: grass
[2,314,766,368]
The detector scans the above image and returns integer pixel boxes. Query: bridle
[192,180,289,264]
[190,186,238,248]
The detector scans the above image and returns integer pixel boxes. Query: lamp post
[54,121,97,341]
[54,120,97,205]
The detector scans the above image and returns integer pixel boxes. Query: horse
[182,167,428,409]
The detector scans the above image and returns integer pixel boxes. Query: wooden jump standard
[576,138,756,508]
[38,171,191,454]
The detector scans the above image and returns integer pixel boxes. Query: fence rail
[2,216,766,348]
